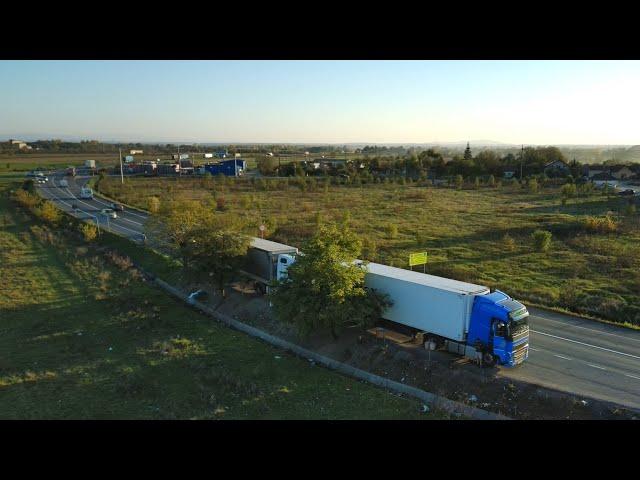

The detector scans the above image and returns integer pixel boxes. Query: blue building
[204,159,246,177]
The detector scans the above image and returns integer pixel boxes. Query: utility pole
[520,144,524,182]
[119,148,124,184]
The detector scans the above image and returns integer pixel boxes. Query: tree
[463,142,473,161]
[184,219,251,297]
[37,201,61,224]
[531,230,552,252]
[80,223,98,242]
[270,223,391,339]
[258,156,279,176]
[148,196,160,213]
[146,199,215,270]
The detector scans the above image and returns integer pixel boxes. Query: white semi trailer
[274,254,530,367]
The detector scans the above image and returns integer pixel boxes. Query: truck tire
[482,352,496,367]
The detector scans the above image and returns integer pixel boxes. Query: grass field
[97,175,640,326]
[0,153,121,173]
[0,178,439,419]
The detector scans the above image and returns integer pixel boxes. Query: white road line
[587,364,606,370]
[51,178,137,235]
[530,314,640,344]
[554,354,572,361]
[532,330,640,361]
[624,374,640,380]
[75,178,149,221]
[530,347,540,352]
[116,215,144,227]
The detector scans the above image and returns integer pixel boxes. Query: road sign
[259,224,265,231]
[409,252,428,267]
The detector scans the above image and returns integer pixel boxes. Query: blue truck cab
[467,290,530,366]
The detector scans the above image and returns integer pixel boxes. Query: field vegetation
[0,177,438,419]
[98,174,640,326]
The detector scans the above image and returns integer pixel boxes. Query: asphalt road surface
[35,171,640,411]
[36,171,148,242]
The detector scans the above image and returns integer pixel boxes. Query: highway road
[36,171,149,241]
[35,171,640,411]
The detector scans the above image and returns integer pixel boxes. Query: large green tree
[270,223,391,339]
[184,218,251,296]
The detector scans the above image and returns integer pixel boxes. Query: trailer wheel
[482,352,496,367]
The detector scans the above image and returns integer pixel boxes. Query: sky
[1,60,639,145]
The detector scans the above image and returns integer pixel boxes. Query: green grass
[98,175,640,326]
[0,178,441,419]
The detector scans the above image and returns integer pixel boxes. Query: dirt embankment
[192,281,638,420]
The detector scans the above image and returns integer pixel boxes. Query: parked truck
[240,238,298,294]
[273,253,529,367]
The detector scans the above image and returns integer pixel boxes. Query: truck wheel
[482,352,496,367]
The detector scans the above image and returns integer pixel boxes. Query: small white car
[59,179,69,187]
[100,208,117,219]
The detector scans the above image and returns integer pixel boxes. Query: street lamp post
[119,148,124,184]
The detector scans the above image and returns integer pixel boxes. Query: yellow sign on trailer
[409,252,428,267]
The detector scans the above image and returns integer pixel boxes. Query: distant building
[204,159,246,177]
[503,171,515,179]
[215,150,228,159]
[587,168,605,179]
[611,166,634,180]
[319,158,347,168]
[130,149,143,155]
[8,139,31,150]
[543,159,570,176]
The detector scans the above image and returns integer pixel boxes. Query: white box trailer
[362,262,490,342]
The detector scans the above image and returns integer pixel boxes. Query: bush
[561,183,577,200]
[502,233,516,251]
[528,178,539,193]
[583,216,617,234]
[385,223,398,239]
[148,197,160,213]
[36,201,61,224]
[531,230,552,252]
[361,237,378,261]
[216,196,227,211]
[625,202,636,216]
[13,189,39,209]
[80,223,98,242]
[455,175,464,190]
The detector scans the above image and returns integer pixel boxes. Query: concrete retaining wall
[154,277,510,420]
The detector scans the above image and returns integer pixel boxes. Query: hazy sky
[1,60,639,145]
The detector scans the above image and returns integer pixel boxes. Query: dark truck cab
[240,238,298,294]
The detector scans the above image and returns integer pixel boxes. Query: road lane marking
[553,354,572,360]
[531,330,640,361]
[624,374,640,380]
[51,178,139,237]
[530,348,540,352]
[530,314,640,344]
[587,364,606,370]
